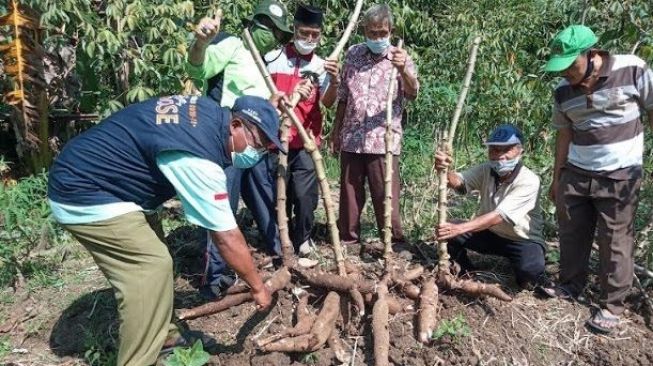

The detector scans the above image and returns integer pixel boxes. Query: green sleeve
[185,37,241,92]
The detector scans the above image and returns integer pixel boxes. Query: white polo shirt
[458,162,544,244]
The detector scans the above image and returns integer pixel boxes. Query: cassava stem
[383,39,404,261]
[437,36,481,269]
[242,28,346,277]
[276,114,295,264]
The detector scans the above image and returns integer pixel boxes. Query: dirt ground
[1,223,653,366]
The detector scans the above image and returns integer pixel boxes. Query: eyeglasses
[242,121,269,155]
[296,28,321,41]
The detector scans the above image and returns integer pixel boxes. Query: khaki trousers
[64,211,177,366]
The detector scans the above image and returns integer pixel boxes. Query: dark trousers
[556,168,640,315]
[202,156,280,297]
[448,230,546,287]
[337,151,403,243]
[285,149,319,250]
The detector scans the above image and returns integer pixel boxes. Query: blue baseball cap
[232,96,286,153]
[484,124,524,146]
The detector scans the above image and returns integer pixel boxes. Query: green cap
[243,0,293,43]
[544,25,598,72]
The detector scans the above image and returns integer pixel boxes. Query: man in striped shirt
[544,25,653,333]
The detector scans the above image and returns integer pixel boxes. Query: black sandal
[538,284,576,300]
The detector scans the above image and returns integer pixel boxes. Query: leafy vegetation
[1,0,648,259]
[0,1,651,364]
[164,340,211,366]
[431,314,471,342]
[0,172,70,288]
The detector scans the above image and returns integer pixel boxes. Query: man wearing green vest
[185,1,292,299]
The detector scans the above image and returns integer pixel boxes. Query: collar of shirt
[491,161,523,189]
[597,50,613,79]
[364,45,394,64]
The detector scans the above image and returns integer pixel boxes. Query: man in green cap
[185,1,292,299]
[543,24,653,334]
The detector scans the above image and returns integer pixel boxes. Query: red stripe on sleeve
[214,193,228,201]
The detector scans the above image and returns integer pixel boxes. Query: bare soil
[1,223,653,366]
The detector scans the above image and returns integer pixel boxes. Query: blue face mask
[231,135,265,169]
[365,37,390,54]
[490,157,520,176]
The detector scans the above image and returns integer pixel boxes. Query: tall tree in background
[0,0,50,174]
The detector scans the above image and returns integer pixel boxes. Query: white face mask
[490,156,520,176]
[294,39,317,55]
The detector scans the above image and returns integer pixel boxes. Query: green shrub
[0,172,68,288]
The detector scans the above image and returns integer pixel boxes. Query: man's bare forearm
[321,83,338,108]
[210,229,265,291]
[400,69,419,98]
[458,211,504,234]
[189,40,208,67]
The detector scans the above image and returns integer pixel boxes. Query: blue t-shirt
[50,151,237,232]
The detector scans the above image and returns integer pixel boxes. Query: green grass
[0,172,74,288]
[0,335,11,360]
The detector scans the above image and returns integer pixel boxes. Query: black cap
[295,3,323,27]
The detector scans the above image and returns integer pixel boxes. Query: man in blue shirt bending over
[48,95,283,366]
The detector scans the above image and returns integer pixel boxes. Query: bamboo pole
[276,115,295,264]
[383,39,404,260]
[242,28,346,277]
[436,132,450,269]
[436,36,481,270]
[327,0,363,61]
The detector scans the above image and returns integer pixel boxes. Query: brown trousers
[338,151,403,243]
[556,168,641,315]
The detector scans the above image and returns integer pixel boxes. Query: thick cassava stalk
[383,39,403,260]
[242,28,346,277]
[436,133,450,268]
[436,36,481,270]
[302,0,364,80]
[327,0,363,60]
[276,115,295,264]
